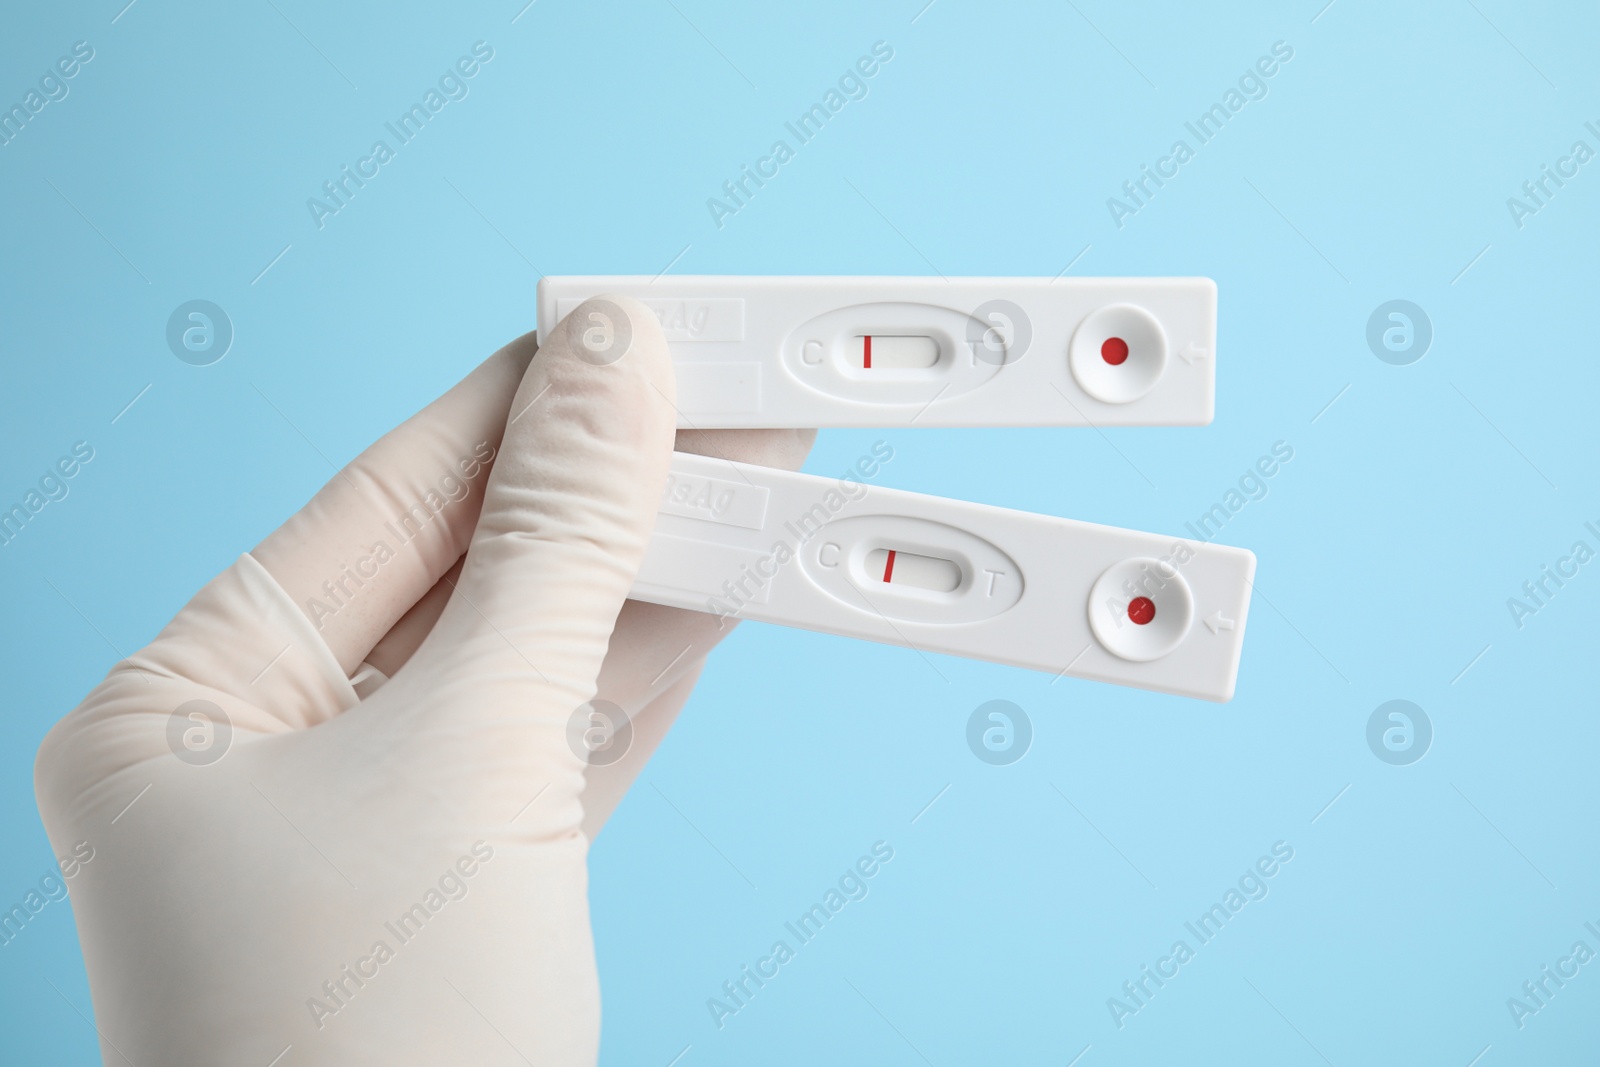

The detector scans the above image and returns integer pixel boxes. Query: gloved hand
[34,297,813,1065]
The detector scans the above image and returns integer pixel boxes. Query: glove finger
[36,348,536,824]
[250,338,535,677]
[398,297,676,718]
[581,657,705,839]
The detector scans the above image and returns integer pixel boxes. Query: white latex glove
[34,297,813,1066]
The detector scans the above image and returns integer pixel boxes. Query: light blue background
[3,0,1597,1063]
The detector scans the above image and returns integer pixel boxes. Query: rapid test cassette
[635,452,1256,701]
[536,276,1216,428]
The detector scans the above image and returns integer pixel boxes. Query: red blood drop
[1102,337,1130,365]
[1127,596,1156,625]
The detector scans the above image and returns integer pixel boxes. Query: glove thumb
[402,296,675,716]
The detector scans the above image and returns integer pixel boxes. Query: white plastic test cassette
[537,276,1216,428]
[635,452,1256,701]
